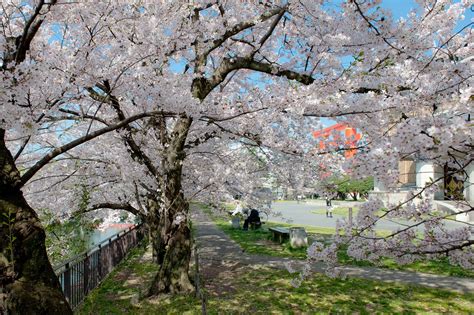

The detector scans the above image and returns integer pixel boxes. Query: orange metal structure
[312,123,362,158]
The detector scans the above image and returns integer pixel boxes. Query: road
[267,200,466,232]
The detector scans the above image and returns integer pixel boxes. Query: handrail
[52,223,147,309]
[53,224,141,272]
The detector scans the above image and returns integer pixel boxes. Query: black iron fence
[53,224,146,310]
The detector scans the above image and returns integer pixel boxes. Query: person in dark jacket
[243,209,261,230]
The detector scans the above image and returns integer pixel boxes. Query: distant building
[312,124,473,222]
[312,123,362,158]
[372,158,473,221]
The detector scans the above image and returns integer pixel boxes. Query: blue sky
[382,0,473,27]
[380,0,416,19]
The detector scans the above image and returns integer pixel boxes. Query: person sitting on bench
[231,199,245,216]
[243,209,261,230]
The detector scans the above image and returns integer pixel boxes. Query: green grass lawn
[311,206,360,216]
[224,269,474,314]
[215,218,336,259]
[202,203,474,278]
[312,207,457,222]
[76,243,474,314]
[311,206,388,217]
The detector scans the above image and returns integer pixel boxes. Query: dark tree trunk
[0,129,72,314]
[149,219,167,267]
[144,196,165,264]
[148,117,194,295]
[148,207,193,295]
[149,219,165,265]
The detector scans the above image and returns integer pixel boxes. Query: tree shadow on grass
[205,266,474,314]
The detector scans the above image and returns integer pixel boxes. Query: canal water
[88,223,135,248]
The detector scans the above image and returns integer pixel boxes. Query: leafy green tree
[39,208,98,265]
[330,176,374,201]
[39,184,98,265]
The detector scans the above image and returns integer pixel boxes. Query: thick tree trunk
[148,117,194,295]
[149,219,164,264]
[0,129,72,314]
[144,196,165,264]
[149,219,167,267]
[148,206,194,295]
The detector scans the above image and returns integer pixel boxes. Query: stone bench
[269,227,308,248]
[269,227,290,243]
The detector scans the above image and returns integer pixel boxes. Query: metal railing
[53,224,146,310]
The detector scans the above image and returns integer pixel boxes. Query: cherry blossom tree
[0,1,166,312]
[1,0,472,313]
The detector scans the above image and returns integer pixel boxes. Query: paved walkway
[269,200,468,232]
[192,208,474,294]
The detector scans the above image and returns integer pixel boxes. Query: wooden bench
[268,227,290,243]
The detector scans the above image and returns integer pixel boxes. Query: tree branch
[303,107,396,117]
[89,82,162,179]
[251,7,286,57]
[201,107,269,122]
[15,0,58,63]
[58,107,110,126]
[19,111,160,187]
[74,202,145,218]
[192,56,313,100]
[352,0,403,53]
[201,5,287,62]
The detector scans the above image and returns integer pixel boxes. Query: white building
[371,159,473,222]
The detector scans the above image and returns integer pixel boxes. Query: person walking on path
[326,197,333,218]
